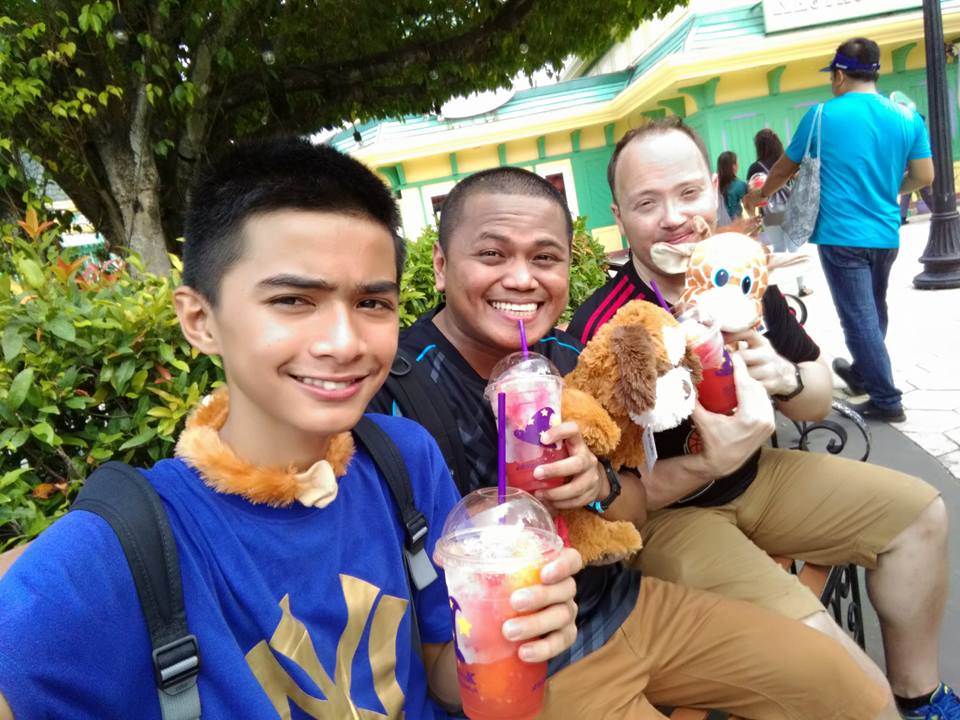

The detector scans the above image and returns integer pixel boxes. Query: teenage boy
[0,138,582,719]
[371,166,889,719]
[568,118,955,720]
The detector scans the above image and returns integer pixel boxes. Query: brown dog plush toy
[557,300,702,565]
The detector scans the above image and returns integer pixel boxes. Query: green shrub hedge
[0,214,608,547]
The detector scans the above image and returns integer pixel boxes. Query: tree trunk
[94,84,172,276]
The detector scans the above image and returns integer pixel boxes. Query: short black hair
[437,166,573,251]
[608,117,711,204]
[834,37,881,82]
[183,136,403,305]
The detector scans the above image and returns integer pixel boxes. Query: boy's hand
[534,422,605,510]
[503,548,582,662]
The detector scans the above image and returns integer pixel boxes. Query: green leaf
[2,325,24,361]
[17,258,44,289]
[7,368,34,409]
[30,420,58,446]
[8,429,30,450]
[118,428,156,451]
[46,316,76,342]
[65,396,87,410]
[0,468,31,490]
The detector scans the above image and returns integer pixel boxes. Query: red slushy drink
[435,488,563,720]
[486,352,568,493]
[676,309,737,415]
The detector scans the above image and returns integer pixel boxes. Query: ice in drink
[434,488,563,720]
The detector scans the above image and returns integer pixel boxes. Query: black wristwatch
[773,362,804,402]
[588,459,622,513]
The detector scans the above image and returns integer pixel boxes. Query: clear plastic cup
[434,488,563,720]
[485,352,568,493]
[674,308,737,415]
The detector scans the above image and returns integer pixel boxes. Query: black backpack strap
[353,416,438,593]
[71,462,200,720]
[384,348,472,497]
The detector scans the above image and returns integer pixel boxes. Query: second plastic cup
[486,352,569,493]
[434,488,563,720]
[675,310,738,415]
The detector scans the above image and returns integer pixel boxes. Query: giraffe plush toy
[651,231,806,333]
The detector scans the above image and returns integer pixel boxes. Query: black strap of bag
[353,416,439,594]
[384,348,471,496]
[71,462,200,720]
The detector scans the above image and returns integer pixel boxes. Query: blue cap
[820,51,880,73]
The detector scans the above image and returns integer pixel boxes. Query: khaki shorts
[540,576,887,719]
[637,448,941,619]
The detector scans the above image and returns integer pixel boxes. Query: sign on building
[763,0,922,34]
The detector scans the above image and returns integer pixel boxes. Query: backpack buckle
[391,354,412,377]
[403,512,437,591]
[153,635,201,691]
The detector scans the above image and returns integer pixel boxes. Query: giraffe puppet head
[651,232,806,333]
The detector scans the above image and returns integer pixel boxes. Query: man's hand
[690,353,775,478]
[726,329,796,397]
[504,547,581,662]
[534,422,606,510]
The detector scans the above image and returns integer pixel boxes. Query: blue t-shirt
[0,415,458,720]
[786,92,931,249]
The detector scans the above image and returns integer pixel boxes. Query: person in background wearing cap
[745,37,934,424]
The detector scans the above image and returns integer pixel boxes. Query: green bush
[0,212,608,548]
[398,216,608,328]
[0,213,221,547]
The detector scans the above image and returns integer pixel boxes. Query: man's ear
[174,286,221,356]
[611,202,626,239]
[432,242,446,293]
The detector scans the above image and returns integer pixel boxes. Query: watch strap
[588,459,622,513]
[773,362,804,402]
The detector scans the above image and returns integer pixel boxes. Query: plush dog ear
[612,324,658,415]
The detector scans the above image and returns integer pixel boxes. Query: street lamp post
[914,0,960,288]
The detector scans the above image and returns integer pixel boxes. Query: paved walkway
[782,215,960,479]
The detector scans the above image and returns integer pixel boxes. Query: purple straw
[649,279,671,312]
[518,319,529,359]
[497,392,507,503]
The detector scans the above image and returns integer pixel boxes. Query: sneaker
[900,683,960,719]
[849,399,906,423]
[833,358,866,395]
[798,286,814,297]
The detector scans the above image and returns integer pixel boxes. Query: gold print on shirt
[245,574,408,719]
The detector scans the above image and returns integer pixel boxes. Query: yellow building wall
[506,137,539,164]
[714,69,768,105]
[403,155,452,183]
[591,225,625,253]
[544,132,572,157]
[456,146,500,174]
[579,124,608,150]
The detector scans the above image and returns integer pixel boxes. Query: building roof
[329,70,631,155]
[329,1,960,165]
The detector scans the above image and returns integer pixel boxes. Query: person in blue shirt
[747,37,934,423]
[0,138,582,719]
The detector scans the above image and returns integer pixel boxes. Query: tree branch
[219,0,537,113]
